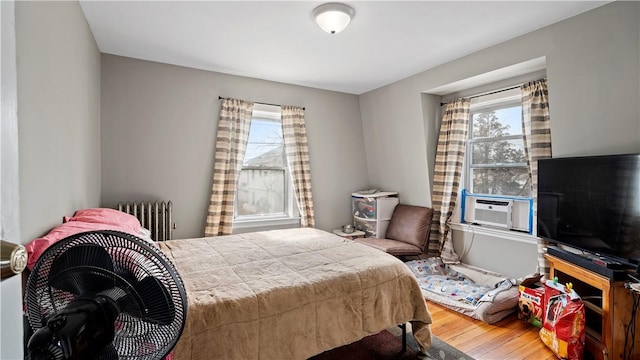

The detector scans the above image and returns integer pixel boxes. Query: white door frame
[1,0,24,358]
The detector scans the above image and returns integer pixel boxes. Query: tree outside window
[468,105,531,198]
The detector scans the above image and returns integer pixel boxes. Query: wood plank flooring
[427,301,557,360]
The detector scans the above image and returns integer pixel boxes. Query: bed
[405,257,519,324]
[24,210,432,359]
[157,227,433,360]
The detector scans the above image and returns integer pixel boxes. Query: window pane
[237,169,285,216]
[471,167,531,197]
[471,106,522,138]
[244,119,283,167]
[471,139,526,165]
[244,144,284,167]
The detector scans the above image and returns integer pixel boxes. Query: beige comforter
[158,228,432,360]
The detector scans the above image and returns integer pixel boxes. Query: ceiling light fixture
[312,3,355,34]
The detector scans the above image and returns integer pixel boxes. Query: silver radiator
[117,201,174,241]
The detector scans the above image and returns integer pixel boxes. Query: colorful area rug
[309,328,474,360]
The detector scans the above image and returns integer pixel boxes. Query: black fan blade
[119,276,175,325]
[96,344,119,360]
[48,244,115,296]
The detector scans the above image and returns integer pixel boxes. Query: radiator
[117,201,174,241]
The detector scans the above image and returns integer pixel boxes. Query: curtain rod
[439,84,521,107]
[439,77,547,107]
[218,96,305,111]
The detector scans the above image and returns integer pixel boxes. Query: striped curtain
[204,98,254,236]
[429,98,471,263]
[521,79,553,278]
[282,106,315,227]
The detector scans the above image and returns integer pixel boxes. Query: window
[466,91,531,198]
[234,105,298,225]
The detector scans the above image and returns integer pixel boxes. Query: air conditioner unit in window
[461,190,533,233]
[468,198,513,228]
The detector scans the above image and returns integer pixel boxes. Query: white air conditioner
[467,198,513,229]
[462,191,533,233]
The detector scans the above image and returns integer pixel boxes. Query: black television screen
[537,154,640,266]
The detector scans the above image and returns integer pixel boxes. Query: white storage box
[352,192,398,238]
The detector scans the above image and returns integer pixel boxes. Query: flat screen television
[537,153,640,268]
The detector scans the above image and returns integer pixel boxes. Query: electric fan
[24,230,188,360]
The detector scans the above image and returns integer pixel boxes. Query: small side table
[333,229,365,240]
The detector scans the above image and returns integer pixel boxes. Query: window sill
[233,216,300,230]
[450,222,539,245]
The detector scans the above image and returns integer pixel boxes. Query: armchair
[354,204,434,257]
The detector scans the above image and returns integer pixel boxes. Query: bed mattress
[158,228,432,359]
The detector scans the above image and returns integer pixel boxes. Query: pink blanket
[24,208,143,270]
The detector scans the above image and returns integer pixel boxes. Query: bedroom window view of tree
[468,104,531,197]
[235,110,293,219]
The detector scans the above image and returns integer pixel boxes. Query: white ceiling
[79,1,610,95]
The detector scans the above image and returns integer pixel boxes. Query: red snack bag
[539,279,585,360]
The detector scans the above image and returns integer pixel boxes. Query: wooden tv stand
[545,254,640,360]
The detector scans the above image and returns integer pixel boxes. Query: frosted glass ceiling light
[313,3,355,34]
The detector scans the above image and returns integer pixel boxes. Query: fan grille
[25,230,187,360]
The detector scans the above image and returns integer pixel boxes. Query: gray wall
[100,55,368,239]
[2,2,22,359]
[359,1,640,278]
[16,1,101,242]
[11,2,100,358]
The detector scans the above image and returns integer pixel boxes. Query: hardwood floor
[427,301,557,360]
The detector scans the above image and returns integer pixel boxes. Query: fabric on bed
[158,228,432,360]
[66,208,142,229]
[24,208,146,270]
[406,257,518,324]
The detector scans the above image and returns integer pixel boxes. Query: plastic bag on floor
[539,278,585,360]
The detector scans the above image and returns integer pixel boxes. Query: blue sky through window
[494,106,522,135]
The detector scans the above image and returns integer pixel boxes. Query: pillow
[25,208,143,271]
[68,208,141,231]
